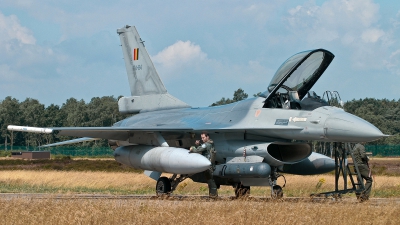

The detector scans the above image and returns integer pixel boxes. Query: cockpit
[260,49,335,111]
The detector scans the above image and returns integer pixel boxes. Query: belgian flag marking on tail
[133,48,139,61]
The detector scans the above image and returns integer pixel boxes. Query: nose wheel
[271,185,283,199]
[269,168,285,199]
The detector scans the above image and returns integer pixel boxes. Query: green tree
[211,88,249,106]
[42,104,63,145]
[232,88,248,102]
[0,96,133,148]
[19,98,46,147]
[60,98,88,127]
[86,96,120,127]
[85,96,124,147]
[0,97,21,149]
[253,92,262,97]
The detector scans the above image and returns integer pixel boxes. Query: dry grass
[0,171,155,194]
[1,170,400,197]
[0,198,399,225]
[1,168,400,224]
[0,171,151,189]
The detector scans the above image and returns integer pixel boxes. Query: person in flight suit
[351,143,373,201]
[189,132,218,197]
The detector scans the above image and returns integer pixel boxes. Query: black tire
[234,183,250,198]
[156,177,171,196]
[272,185,283,199]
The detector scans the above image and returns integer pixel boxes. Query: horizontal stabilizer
[40,137,100,148]
[118,94,190,114]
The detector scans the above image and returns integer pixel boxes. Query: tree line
[1,90,399,148]
[0,96,129,148]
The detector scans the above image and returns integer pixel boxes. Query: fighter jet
[8,25,385,198]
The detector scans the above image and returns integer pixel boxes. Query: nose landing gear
[271,185,283,199]
[269,168,286,199]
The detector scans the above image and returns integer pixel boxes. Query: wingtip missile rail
[7,125,53,134]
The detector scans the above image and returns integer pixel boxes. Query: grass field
[0,157,399,197]
[0,170,400,197]
[0,158,399,224]
[1,197,399,225]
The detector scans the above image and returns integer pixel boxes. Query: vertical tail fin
[117,25,166,96]
[117,25,190,113]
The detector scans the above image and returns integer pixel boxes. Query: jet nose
[324,111,385,142]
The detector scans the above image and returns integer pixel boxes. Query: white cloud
[242,3,278,27]
[384,49,400,76]
[0,64,23,81]
[152,40,272,85]
[390,49,400,61]
[286,0,381,44]
[0,12,67,81]
[283,0,396,72]
[152,40,207,70]
[361,28,385,43]
[0,12,36,45]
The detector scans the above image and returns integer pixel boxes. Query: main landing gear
[156,174,189,196]
[233,169,286,199]
[234,182,250,198]
[156,177,171,195]
[156,169,286,200]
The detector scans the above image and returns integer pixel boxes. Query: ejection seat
[300,91,329,110]
[288,91,301,110]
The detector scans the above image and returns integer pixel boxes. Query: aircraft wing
[8,124,302,141]
[7,125,193,140]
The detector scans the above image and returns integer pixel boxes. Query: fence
[365,145,400,157]
[1,144,400,157]
[0,145,114,157]
[309,143,400,157]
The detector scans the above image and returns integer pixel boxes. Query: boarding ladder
[311,142,365,199]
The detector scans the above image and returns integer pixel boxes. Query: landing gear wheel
[235,183,250,198]
[271,185,283,199]
[156,176,171,196]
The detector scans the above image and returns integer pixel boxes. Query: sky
[1,0,400,107]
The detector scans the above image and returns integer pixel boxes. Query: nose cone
[325,111,384,142]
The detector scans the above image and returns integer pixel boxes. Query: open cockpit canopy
[261,49,334,110]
